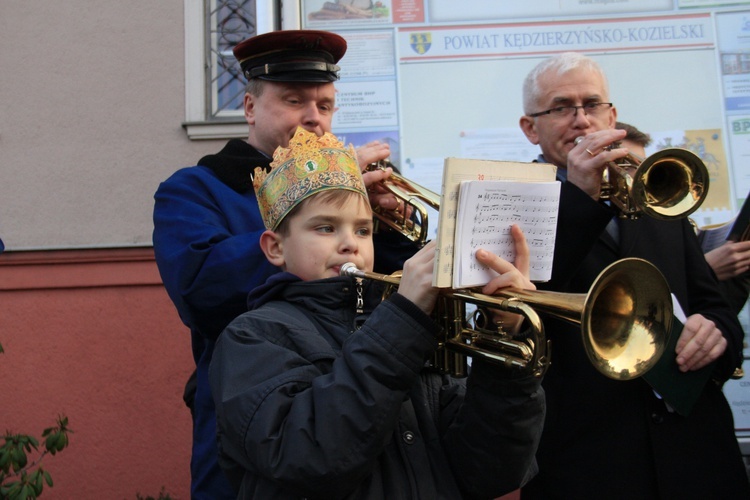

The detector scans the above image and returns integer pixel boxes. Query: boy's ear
[259,229,285,268]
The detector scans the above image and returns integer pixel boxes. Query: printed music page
[453,180,560,287]
[433,157,557,288]
[697,193,750,252]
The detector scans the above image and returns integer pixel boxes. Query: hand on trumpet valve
[568,129,627,200]
[361,162,413,219]
[356,141,391,170]
[356,142,397,208]
[357,155,400,214]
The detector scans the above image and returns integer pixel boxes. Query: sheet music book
[433,157,557,288]
[453,180,561,287]
[697,194,750,252]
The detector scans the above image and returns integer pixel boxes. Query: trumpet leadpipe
[340,262,401,285]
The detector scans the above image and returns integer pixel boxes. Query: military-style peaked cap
[233,30,347,83]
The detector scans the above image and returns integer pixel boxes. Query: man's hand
[675,314,727,372]
[704,240,750,281]
[355,141,401,212]
[567,129,628,199]
[356,140,390,168]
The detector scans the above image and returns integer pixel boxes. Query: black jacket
[210,272,545,499]
[523,179,749,499]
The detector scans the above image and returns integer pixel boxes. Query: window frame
[182,0,300,140]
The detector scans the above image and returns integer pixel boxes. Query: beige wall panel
[1,1,228,250]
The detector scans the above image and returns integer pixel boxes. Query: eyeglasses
[529,102,613,118]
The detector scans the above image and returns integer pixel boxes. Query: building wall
[1,2,235,496]
[0,0,227,250]
[0,248,193,498]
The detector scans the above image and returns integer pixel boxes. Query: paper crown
[253,128,366,230]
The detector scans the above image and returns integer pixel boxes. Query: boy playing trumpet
[209,128,545,499]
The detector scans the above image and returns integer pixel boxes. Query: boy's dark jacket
[210,272,545,499]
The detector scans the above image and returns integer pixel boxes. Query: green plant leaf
[43,432,57,453]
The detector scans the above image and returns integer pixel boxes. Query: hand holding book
[697,192,750,281]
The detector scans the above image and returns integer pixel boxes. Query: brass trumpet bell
[630,148,709,220]
[366,161,440,247]
[503,257,672,380]
[605,147,709,220]
[580,258,672,379]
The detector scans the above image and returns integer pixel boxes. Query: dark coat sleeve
[545,180,614,287]
[719,270,750,316]
[372,227,421,274]
[439,360,545,498]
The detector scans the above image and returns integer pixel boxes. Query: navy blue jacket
[153,140,278,499]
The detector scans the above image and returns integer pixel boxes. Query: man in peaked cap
[153,30,402,499]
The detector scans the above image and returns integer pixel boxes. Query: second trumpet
[577,137,709,220]
[366,160,440,247]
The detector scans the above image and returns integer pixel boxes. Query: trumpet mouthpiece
[340,262,361,277]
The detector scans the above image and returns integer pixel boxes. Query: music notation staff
[453,179,561,288]
[432,157,558,289]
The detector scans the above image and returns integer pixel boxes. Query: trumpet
[365,160,440,247]
[341,257,673,381]
[577,137,709,220]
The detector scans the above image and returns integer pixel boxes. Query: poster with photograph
[647,129,733,226]
[716,11,750,200]
[304,0,393,28]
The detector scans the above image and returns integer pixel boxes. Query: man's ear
[259,229,285,268]
[519,116,540,145]
[607,104,618,129]
[244,93,256,125]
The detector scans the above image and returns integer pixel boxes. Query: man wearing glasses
[518,52,749,498]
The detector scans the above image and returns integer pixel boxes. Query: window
[183,0,293,139]
[209,1,257,116]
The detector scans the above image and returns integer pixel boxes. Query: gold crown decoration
[253,127,366,230]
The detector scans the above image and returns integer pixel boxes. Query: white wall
[399,49,723,161]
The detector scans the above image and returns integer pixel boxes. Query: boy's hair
[615,121,652,148]
[275,189,372,236]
